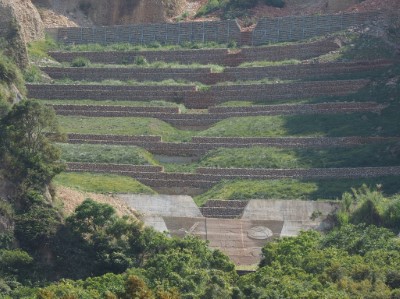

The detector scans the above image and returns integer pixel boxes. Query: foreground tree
[0,100,64,196]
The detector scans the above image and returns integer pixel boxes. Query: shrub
[262,0,285,8]
[15,203,61,250]
[147,41,161,49]
[23,65,42,83]
[134,56,148,66]
[0,55,18,84]
[227,39,237,49]
[70,57,90,67]
[196,0,227,17]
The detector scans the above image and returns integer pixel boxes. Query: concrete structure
[118,194,339,265]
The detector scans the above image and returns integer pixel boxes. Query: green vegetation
[57,41,231,52]
[199,112,399,137]
[194,177,400,205]
[56,111,399,144]
[3,199,237,298]
[239,224,400,298]
[70,56,91,67]
[53,172,155,194]
[23,65,45,83]
[0,51,25,113]
[341,35,397,61]
[62,61,225,72]
[59,143,158,165]
[334,186,400,231]
[162,143,399,173]
[238,59,300,67]
[26,36,58,60]
[1,16,399,299]
[57,116,193,142]
[0,101,64,194]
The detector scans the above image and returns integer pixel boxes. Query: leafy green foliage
[23,65,44,83]
[194,177,400,204]
[0,101,65,193]
[54,199,144,278]
[27,36,58,60]
[322,224,399,255]
[192,143,400,170]
[15,200,61,250]
[197,0,256,17]
[71,57,91,67]
[0,55,19,84]
[335,186,400,231]
[241,227,400,298]
[0,249,33,294]
[0,51,25,108]
[0,249,33,277]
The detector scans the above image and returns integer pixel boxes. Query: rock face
[0,0,44,42]
[93,0,184,24]
[88,0,168,25]
[32,0,185,27]
[0,0,44,67]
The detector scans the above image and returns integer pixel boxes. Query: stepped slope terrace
[30,12,400,266]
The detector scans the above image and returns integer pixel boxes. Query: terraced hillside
[28,14,400,212]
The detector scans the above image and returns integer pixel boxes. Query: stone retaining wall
[47,12,374,47]
[203,200,249,208]
[47,20,242,46]
[200,207,245,218]
[68,133,161,142]
[52,102,386,128]
[27,84,195,101]
[53,102,385,116]
[196,166,400,179]
[191,136,398,146]
[223,60,392,82]
[184,80,369,108]
[252,12,375,45]
[47,39,339,67]
[208,102,385,114]
[51,105,180,113]
[42,60,391,84]
[41,67,212,83]
[67,162,163,173]
[65,162,400,188]
[29,80,368,106]
[65,134,400,156]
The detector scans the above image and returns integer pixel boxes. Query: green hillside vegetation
[194,177,400,205]
[1,15,400,298]
[57,116,193,142]
[0,52,25,116]
[56,111,399,142]
[59,143,158,165]
[53,172,156,194]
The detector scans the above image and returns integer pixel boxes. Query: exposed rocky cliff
[0,0,44,67]
[0,0,44,42]
[32,0,185,27]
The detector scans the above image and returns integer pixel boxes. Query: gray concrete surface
[118,194,339,266]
